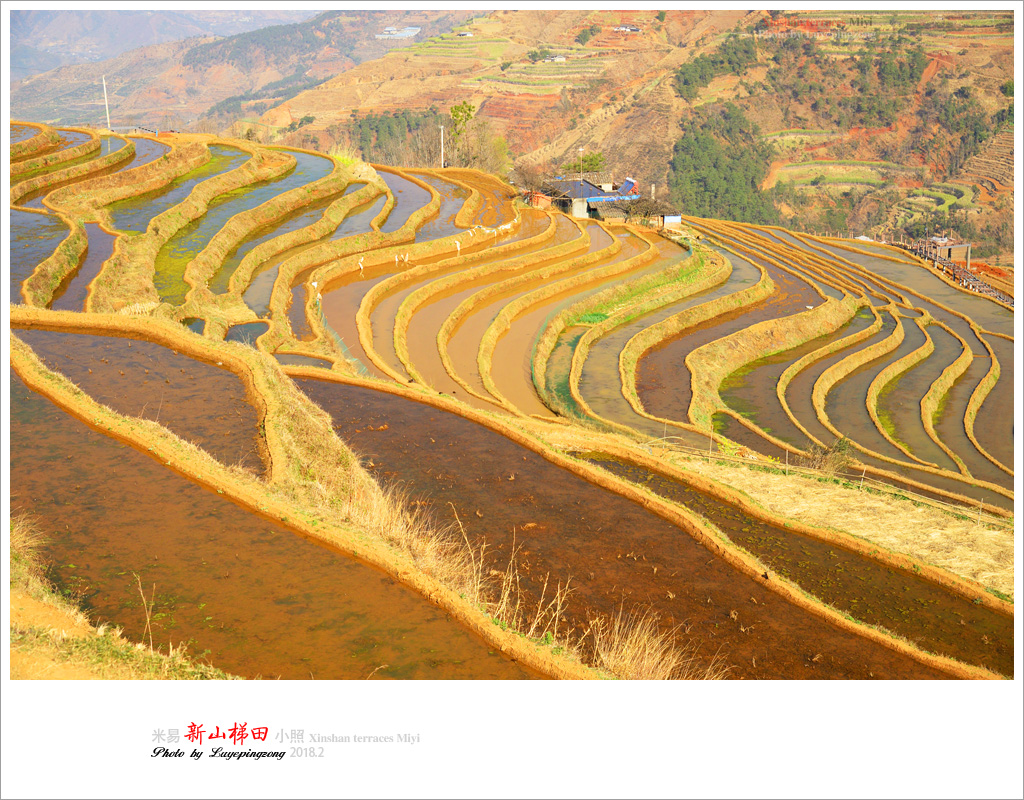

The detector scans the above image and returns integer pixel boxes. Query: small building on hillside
[543,176,642,218]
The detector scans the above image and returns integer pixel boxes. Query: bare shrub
[796,437,853,477]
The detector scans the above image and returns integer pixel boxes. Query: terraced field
[9,122,1014,680]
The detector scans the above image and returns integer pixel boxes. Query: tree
[610,195,660,226]
[450,101,475,143]
[561,152,606,173]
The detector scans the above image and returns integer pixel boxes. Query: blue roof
[549,177,638,203]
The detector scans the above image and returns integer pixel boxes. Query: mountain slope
[10,10,474,127]
[9,10,320,82]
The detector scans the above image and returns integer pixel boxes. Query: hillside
[10,10,476,129]
[10,9,1014,262]
[260,8,1012,261]
[260,9,756,189]
[9,10,320,82]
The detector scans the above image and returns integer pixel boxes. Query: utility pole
[439,125,444,169]
[102,75,112,131]
[578,145,584,202]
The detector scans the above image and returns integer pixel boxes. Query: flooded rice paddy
[11,123,37,143]
[378,170,432,233]
[202,153,340,295]
[15,327,266,475]
[295,377,954,679]
[11,128,93,166]
[108,144,250,233]
[637,251,821,427]
[10,208,69,301]
[9,143,1011,679]
[48,223,118,312]
[10,369,533,679]
[225,322,269,347]
[154,151,334,305]
[237,185,366,316]
[22,137,168,210]
[579,452,1012,676]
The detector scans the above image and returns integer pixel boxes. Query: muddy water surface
[19,137,132,209]
[202,152,339,294]
[155,151,333,305]
[10,209,69,301]
[295,377,952,679]
[411,174,470,242]
[575,242,744,440]
[379,171,432,233]
[21,138,168,211]
[638,251,818,425]
[932,358,1013,493]
[108,145,250,233]
[11,129,93,167]
[363,217,566,382]
[875,325,962,471]
[286,195,388,353]
[442,215,587,397]
[239,187,366,317]
[11,123,36,143]
[580,453,1012,676]
[10,371,532,680]
[276,353,333,369]
[720,310,875,448]
[182,317,207,335]
[544,327,589,419]
[490,230,656,416]
[225,322,269,347]
[824,316,927,463]
[818,242,1014,337]
[49,224,117,312]
[972,335,1014,470]
[783,314,1009,508]
[16,328,266,475]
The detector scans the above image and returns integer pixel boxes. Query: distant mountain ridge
[10,10,475,127]
[9,10,321,82]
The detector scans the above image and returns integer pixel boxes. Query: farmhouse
[375,26,421,39]
[542,176,641,218]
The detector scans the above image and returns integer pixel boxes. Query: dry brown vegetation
[668,454,1014,598]
[10,123,1011,681]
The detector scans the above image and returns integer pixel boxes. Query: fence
[900,242,1013,307]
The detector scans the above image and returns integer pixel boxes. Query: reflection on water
[108,145,250,233]
[579,452,1012,677]
[16,327,265,476]
[10,369,533,680]
[295,376,949,679]
[10,209,69,302]
[49,223,117,312]
[225,322,269,347]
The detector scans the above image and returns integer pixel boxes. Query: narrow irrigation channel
[294,376,954,679]
[10,370,535,680]
[49,224,117,312]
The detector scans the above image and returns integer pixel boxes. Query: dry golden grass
[673,455,1014,598]
[591,607,731,680]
